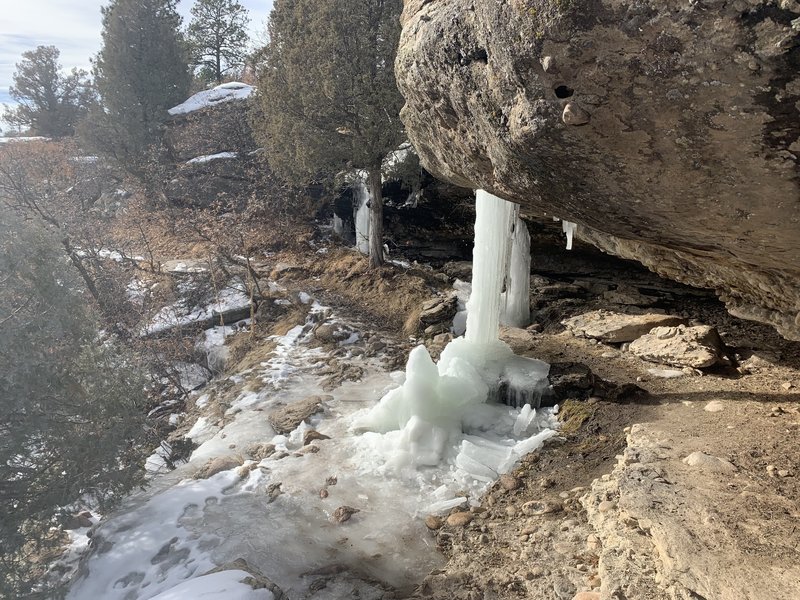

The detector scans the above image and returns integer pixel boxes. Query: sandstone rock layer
[396,0,800,338]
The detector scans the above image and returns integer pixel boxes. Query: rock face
[396,0,800,339]
[583,423,800,599]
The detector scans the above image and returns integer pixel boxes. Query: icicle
[332,214,344,237]
[500,210,531,328]
[464,190,516,346]
[354,181,370,255]
[562,220,577,250]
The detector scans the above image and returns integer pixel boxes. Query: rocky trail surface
[56,228,800,600]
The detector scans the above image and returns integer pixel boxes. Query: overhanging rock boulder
[396,0,800,339]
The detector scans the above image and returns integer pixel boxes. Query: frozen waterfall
[562,220,577,250]
[356,190,551,467]
[500,208,531,328]
[354,180,370,255]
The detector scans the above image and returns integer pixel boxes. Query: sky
[0,0,274,126]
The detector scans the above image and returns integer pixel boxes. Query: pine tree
[187,0,251,85]
[87,0,191,174]
[2,46,93,137]
[253,0,406,268]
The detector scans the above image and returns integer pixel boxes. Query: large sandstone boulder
[396,0,800,339]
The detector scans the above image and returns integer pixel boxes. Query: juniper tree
[253,0,405,268]
[0,211,153,599]
[2,46,93,138]
[86,0,191,175]
[187,0,251,85]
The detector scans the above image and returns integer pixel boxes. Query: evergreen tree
[2,46,93,137]
[87,0,191,174]
[0,210,153,599]
[253,0,405,268]
[187,0,251,85]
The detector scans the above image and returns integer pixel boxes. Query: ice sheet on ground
[168,82,254,116]
[67,285,557,600]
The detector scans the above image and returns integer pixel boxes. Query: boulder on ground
[194,455,243,479]
[630,325,724,369]
[268,395,330,434]
[562,310,686,343]
[419,295,458,326]
[500,325,537,354]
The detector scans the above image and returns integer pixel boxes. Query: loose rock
[683,451,737,474]
[562,310,686,343]
[630,325,724,369]
[268,395,330,434]
[446,511,474,527]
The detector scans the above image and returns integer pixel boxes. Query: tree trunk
[367,166,384,268]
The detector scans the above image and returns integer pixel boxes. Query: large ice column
[465,190,516,346]
[355,189,550,466]
[354,181,370,255]
[501,210,531,328]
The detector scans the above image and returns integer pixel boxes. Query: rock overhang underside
[395,0,800,338]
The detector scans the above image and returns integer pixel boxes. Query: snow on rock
[149,570,274,600]
[168,82,254,116]
[186,151,238,164]
[0,136,50,144]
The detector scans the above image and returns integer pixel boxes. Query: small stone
[478,533,490,544]
[562,102,590,126]
[505,505,518,517]
[522,500,561,516]
[319,488,329,499]
[767,465,777,476]
[64,511,93,530]
[781,381,793,390]
[499,474,521,491]
[572,592,601,600]
[587,575,601,589]
[597,500,617,513]
[541,55,557,72]
[446,511,473,527]
[683,451,737,474]
[425,515,443,530]
[704,400,725,412]
[332,506,360,523]
[587,396,601,405]
[194,455,244,479]
[303,430,331,446]
[778,469,793,478]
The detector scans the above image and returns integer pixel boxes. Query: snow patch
[187,151,238,164]
[168,82,254,116]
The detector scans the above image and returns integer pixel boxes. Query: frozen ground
[65,289,557,599]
